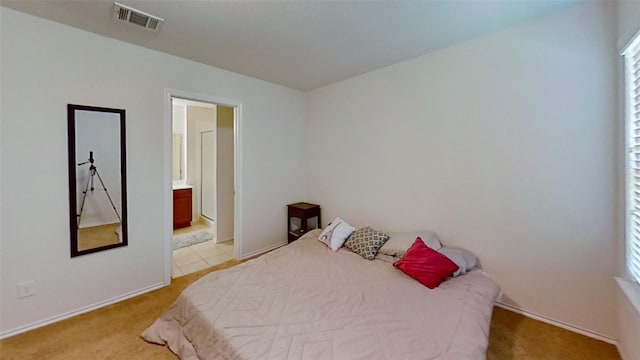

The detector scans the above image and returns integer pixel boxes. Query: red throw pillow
[393,237,459,289]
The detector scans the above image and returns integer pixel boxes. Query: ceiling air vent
[113,2,164,32]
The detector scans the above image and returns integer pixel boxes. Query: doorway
[164,90,242,282]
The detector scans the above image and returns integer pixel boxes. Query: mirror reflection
[68,104,127,257]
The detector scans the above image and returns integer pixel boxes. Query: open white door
[201,130,215,221]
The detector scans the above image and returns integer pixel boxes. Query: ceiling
[1,1,580,91]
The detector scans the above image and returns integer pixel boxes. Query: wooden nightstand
[287,202,321,243]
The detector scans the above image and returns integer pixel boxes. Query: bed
[142,229,500,360]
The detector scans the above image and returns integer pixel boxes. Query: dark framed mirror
[67,104,127,257]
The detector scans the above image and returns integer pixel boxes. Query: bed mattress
[142,231,500,360]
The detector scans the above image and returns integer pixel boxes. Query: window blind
[624,38,640,284]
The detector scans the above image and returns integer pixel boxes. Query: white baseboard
[495,302,616,345]
[241,241,287,259]
[0,282,166,340]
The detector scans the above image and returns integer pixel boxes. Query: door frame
[163,88,243,284]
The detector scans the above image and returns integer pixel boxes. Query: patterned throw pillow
[345,227,390,260]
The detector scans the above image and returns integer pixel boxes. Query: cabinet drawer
[174,188,192,199]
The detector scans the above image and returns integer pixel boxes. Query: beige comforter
[142,231,500,360]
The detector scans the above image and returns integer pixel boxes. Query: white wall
[0,7,306,335]
[306,2,618,338]
[217,106,235,242]
[617,280,640,360]
[617,1,640,358]
[618,0,640,50]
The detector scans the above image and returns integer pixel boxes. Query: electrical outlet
[17,281,35,299]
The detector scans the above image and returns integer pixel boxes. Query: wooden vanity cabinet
[173,188,192,229]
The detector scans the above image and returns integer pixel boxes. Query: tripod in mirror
[76,151,121,228]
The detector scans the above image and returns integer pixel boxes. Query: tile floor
[172,220,235,278]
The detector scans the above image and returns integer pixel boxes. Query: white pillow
[318,217,355,251]
[377,231,442,258]
[437,246,478,277]
[328,220,355,251]
[318,217,343,244]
